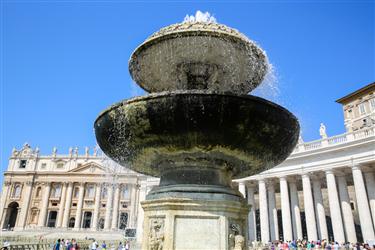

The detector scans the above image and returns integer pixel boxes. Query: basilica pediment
[68,162,107,174]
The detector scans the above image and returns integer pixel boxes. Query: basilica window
[121,185,130,200]
[56,162,64,169]
[30,208,39,224]
[40,163,47,169]
[68,217,75,228]
[12,184,22,198]
[86,185,95,198]
[73,187,80,198]
[51,184,62,198]
[35,187,42,198]
[19,160,27,169]
[101,187,108,199]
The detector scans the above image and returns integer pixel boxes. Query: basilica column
[289,179,303,240]
[74,183,85,229]
[352,165,375,241]
[258,179,270,243]
[130,184,138,227]
[247,184,257,242]
[17,181,33,229]
[104,184,114,230]
[38,182,51,227]
[364,171,375,228]
[337,175,357,243]
[325,170,345,243]
[312,177,328,240]
[111,184,121,230]
[62,182,73,228]
[0,181,11,225]
[280,177,293,241]
[136,182,147,244]
[56,182,67,228]
[268,181,279,241]
[92,184,101,231]
[302,174,318,241]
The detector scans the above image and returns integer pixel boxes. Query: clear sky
[1,1,374,181]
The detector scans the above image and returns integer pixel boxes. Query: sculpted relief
[148,218,164,250]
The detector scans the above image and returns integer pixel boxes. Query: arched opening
[82,212,92,228]
[47,211,57,227]
[68,217,75,228]
[98,218,105,230]
[119,212,128,230]
[35,187,42,198]
[3,202,19,229]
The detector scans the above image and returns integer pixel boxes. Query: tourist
[53,239,61,250]
[117,242,122,250]
[124,241,130,250]
[1,241,10,250]
[91,240,98,250]
[70,239,79,250]
[101,241,107,250]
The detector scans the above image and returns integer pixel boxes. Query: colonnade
[239,165,375,243]
[15,182,139,231]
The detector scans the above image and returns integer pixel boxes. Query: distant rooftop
[336,81,375,104]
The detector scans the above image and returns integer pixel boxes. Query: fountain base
[141,197,249,250]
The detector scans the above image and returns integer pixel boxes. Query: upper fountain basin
[94,91,299,179]
[129,22,268,95]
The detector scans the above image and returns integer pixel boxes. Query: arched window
[86,185,95,198]
[121,185,130,200]
[68,217,75,228]
[101,187,108,199]
[98,218,105,230]
[35,187,42,198]
[12,184,22,198]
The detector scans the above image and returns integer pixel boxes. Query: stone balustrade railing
[293,126,374,154]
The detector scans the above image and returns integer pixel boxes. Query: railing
[293,126,374,154]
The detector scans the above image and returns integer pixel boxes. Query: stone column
[268,181,279,241]
[280,177,293,241]
[104,184,114,230]
[258,179,270,243]
[136,182,147,244]
[352,165,375,241]
[247,184,257,242]
[289,179,303,240]
[92,184,101,231]
[56,183,67,228]
[325,170,345,243]
[111,184,121,230]
[38,182,51,227]
[312,177,328,240]
[337,175,357,243]
[17,181,33,229]
[238,182,246,198]
[62,182,73,228]
[0,181,11,225]
[302,174,318,241]
[74,183,85,229]
[364,171,375,228]
[130,184,138,227]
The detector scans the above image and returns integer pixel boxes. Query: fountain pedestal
[141,198,248,250]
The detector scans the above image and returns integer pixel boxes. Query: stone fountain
[95,13,299,250]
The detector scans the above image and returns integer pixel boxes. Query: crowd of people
[252,239,375,250]
[53,239,131,250]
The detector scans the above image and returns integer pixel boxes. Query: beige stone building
[0,82,374,243]
[336,82,375,132]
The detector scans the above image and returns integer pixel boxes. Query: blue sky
[1,1,374,179]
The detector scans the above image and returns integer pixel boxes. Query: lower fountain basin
[94,91,299,179]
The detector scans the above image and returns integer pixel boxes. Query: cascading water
[94,11,299,250]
